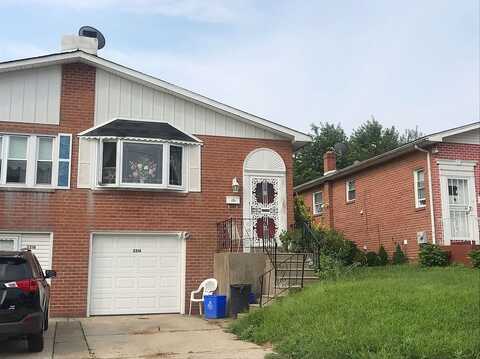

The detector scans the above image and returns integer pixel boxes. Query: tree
[347,117,401,162]
[294,122,349,185]
[399,126,423,144]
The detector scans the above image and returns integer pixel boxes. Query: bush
[378,245,389,265]
[469,250,480,268]
[419,243,449,267]
[279,229,304,252]
[316,254,345,280]
[294,196,312,226]
[366,251,380,266]
[392,243,408,265]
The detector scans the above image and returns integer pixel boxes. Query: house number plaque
[132,248,142,253]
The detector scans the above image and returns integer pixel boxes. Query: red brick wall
[430,142,480,245]
[299,151,432,259]
[0,63,294,316]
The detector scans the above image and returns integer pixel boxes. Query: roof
[0,50,311,148]
[78,118,201,144]
[294,121,480,192]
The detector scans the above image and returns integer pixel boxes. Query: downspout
[415,145,436,244]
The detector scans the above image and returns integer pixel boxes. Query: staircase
[258,252,318,307]
[216,217,319,308]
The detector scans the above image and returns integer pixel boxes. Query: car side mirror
[45,270,57,279]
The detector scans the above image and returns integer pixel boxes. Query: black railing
[216,217,278,258]
[259,252,307,307]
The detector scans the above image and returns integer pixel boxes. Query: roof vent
[61,26,105,55]
[78,26,106,50]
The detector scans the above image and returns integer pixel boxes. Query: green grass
[230,266,480,359]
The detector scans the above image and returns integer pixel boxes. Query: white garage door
[90,234,182,315]
[0,233,53,271]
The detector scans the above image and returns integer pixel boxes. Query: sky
[0,0,478,136]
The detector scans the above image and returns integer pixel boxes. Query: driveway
[0,315,271,359]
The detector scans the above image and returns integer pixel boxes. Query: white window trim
[313,191,323,215]
[96,139,186,191]
[0,133,62,189]
[35,136,55,186]
[413,169,426,209]
[346,179,356,202]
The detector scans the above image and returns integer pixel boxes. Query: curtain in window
[169,146,182,186]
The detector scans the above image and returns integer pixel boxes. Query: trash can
[230,284,251,318]
[204,295,227,319]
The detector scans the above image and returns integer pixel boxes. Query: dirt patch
[131,326,161,335]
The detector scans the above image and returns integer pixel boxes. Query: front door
[245,176,286,250]
[0,235,19,250]
[441,176,478,244]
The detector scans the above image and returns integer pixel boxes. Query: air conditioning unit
[417,231,428,244]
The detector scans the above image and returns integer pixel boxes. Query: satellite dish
[333,143,348,156]
[78,26,106,50]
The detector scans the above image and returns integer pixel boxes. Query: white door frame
[438,160,479,245]
[87,231,187,317]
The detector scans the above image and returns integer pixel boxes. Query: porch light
[232,177,240,193]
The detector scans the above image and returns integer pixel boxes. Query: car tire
[44,310,49,331]
[27,333,44,352]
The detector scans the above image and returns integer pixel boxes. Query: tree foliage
[294,118,422,185]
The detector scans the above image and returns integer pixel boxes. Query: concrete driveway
[0,315,271,359]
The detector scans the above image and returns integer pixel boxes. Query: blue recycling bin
[204,295,227,319]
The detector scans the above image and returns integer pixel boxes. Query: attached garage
[89,233,184,316]
[0,233,53,271]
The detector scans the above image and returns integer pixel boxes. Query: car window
[0,258,33,281]
[32,256,44,278]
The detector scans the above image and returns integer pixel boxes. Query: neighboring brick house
[0,35,310,317]
[295,123,480,263]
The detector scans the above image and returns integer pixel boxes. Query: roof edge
[0,50,311,145]
[294,138,431,192]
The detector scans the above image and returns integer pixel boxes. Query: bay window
[0,133,71,189]
[99,140,183,189]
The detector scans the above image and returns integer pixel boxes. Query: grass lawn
[231,265,480,359]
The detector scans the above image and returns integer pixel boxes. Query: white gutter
[415,145,436,244]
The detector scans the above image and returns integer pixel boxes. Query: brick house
[0,35,310,317]
[295,123,480,263]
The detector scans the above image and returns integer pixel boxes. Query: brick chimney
[323,150,337,175]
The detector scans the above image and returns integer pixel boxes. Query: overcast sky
[0,0,478,135]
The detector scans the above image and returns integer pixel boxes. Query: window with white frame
[313,191,323,215]
[414,169,426,208]
[0,133,71,189]
[98,140,184,189]
[346,179,356,202]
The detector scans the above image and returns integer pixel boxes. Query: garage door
[90,234,182,315]
[0,233,53,271]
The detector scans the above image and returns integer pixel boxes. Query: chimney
[61,35,98,55]
[323,150,337,175]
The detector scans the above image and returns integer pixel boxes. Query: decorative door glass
[250,177,279,247]
[447,178,471,239]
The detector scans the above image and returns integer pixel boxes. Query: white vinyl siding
[414,169,426,208]
[313,191,323,215]
[94,69,284,140]
[0,66,61,125]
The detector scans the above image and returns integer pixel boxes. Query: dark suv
[0,250,56,352]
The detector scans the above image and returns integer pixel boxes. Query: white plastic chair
[189,278,218,316]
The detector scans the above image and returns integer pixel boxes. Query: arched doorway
[243,148,287,252]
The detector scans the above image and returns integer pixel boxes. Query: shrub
[294,196,313,227]
[366,251,380,266]
[352,250,367,266]
[378,245,389,265]
[419,243,449,267]
[469,250,480,268]
[279,229,304,252]
[316,254,345,280]
[392,243,408,265]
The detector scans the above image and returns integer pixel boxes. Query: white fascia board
[0,51,311,144]
[427,122,480,142]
